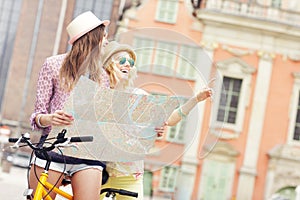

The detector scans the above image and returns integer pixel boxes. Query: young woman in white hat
[100,41,212,199]
[29,11,110,200]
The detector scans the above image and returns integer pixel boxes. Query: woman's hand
[155,121,168,137]
[36,110,73,128]
[50,110,74,126]
[196,88,213,102]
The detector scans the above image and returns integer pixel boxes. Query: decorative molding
[293,72,300,79]
[217,57,256,75]
[239,166,257,176]
[287,53,300,62]
[268,144,300,162]
[267,144,300,194]
[292,72,300,83]
[200,40,219,51]
[210,127,240,140]
[204,141,240,157]
[257,50,275,61]
[222,45,254,57]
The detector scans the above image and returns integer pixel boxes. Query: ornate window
[271,0,281,8]
[159,166,179,192]
[155,0,179,24]
[166,115,187,143]
[153,41,178,76]
[133,36,204,80]
[288,72,300,144]
[212,58,255,137]
[177,44,203,80]
[133,37,154,72]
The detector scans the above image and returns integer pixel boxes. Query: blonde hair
[60,25,105,92]
[105,52,137,89]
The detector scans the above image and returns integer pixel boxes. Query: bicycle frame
[33,171,72,200]
[31,147,73,200]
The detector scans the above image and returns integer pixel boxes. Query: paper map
[50,76,186,161]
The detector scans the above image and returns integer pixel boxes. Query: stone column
[236,51,274,200]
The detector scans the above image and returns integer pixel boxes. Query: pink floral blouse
[30,54,110,135]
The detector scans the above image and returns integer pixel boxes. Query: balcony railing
[199,0,300,27]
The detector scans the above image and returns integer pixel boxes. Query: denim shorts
[33,156,104,176]
[34,135,106,176]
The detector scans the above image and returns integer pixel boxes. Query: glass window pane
[296,109,300,123]
[223,77,230,90]
[220,93,227,106]
[293,92,300,141]
[233,79,242,92]
[230,95,239,107]
[217,77,242,124]
[228,111,237,123]
[217,109,225,122]
[293,126,300,140]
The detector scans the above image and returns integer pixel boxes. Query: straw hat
[66,11,110,45]
[102,41,137,68]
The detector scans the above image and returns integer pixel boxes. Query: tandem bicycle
[8,129,138,200]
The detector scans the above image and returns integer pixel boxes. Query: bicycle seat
[102,168,109,185]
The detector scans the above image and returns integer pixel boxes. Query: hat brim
[103,46,137,68]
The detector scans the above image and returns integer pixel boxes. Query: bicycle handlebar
[8,136,93,143]
[70,136,93,142]
[8,129,93,151]
[100,188,138,198]
[8,138,26,143]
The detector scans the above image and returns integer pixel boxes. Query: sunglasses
[119,57,135,67]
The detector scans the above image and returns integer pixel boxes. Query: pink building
[117,0,300,199]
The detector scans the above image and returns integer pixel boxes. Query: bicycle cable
[31,146,67,199]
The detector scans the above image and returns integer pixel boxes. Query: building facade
[118,0,300,199]
[1,0,300,199]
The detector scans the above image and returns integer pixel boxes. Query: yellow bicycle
[8,129,138,200]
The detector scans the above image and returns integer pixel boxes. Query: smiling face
[112,52,135,76]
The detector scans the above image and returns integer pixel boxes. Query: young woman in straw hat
[100,41,212,199]
[29,11,110,200]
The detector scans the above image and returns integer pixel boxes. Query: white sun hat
[101,41,137,68]
[66,11,110,45]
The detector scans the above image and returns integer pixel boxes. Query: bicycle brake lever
[55,138,79,150]
[10,137,23,149]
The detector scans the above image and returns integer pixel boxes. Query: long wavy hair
[59,24,106,92]
[105,52,137,90]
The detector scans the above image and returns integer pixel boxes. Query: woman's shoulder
[45,53,67,64]
[42,54,67,71]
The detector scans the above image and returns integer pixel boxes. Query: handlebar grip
[70,136,93,143]
[8,138,19,143]
[8,138,27,143]
[119,189,138,198]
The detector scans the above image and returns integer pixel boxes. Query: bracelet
[177,107,187,118]
[36,114,49,128]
